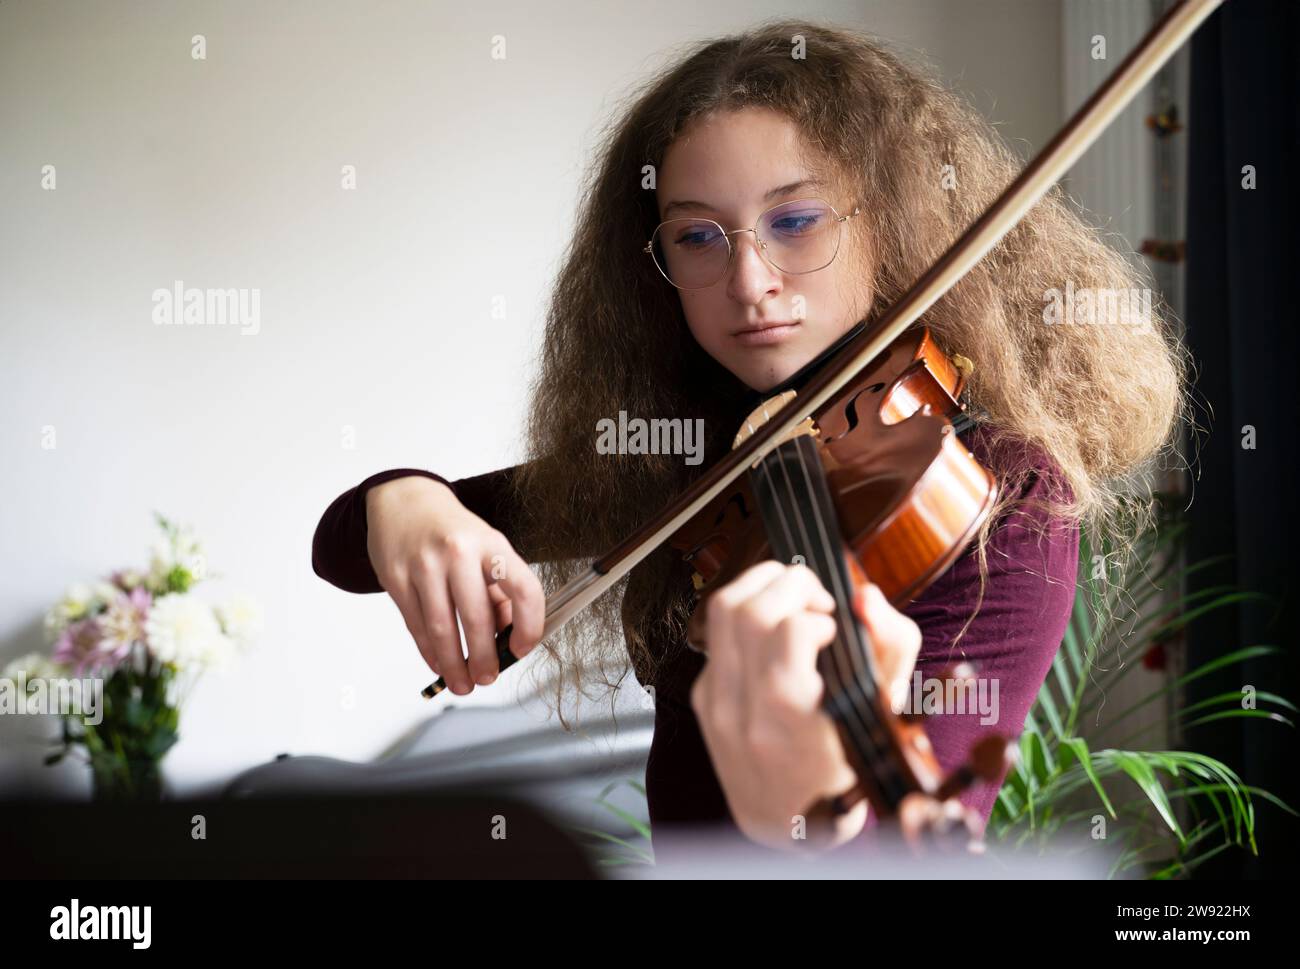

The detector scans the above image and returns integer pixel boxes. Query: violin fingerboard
[749,435,909,807]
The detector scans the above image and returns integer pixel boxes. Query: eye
[672,225,724,248]
[769,210,826,237]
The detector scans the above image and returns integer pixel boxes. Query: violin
[667,324,1005,833]
[418,0,1224,847]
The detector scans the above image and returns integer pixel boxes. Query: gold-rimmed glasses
[643,197,861,291]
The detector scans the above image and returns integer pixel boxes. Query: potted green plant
[987,510,1296,877]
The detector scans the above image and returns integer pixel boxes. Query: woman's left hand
[690,559,922,853]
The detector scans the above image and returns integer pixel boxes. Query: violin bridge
[733,388,820,463]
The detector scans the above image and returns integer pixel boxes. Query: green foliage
[986,509,1296,877]
[51,644,181,800]
[565,779,655,868]
[164,564,194,594]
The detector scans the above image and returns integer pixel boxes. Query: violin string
[757,441,899,798]
[788,437,874,696]
[752,439,899,798]
[789,438,907,795]
[782,437,899,792]
[764,442,862,697]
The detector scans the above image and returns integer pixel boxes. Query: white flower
[144,592,235,671]
[1,652,69,714]
[146,539,177,591]
[43,582,94,642]
[43,607,70,643]
[147,538,205,591]
[64,582,93,607]
[201,631,239,673]
[2,652,66,682]
[214,592,263,649]
[89,580,121,611]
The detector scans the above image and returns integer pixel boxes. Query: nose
[724,230,782,303]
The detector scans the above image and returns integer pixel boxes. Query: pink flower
[98,586,153,663]
[51,586,150,676]
[52,616,114,674]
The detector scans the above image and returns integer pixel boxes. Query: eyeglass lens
[650,199,843,289]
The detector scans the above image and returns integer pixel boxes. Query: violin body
[669,325,1002,824]
[671,325,996,615]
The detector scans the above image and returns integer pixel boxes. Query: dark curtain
[1184,0,1299,878]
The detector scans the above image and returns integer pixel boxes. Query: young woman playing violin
[313,21,1185,855]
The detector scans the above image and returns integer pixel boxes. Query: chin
[703,335,817,394]
[731,354,802,394]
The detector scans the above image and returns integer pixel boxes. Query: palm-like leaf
[987,502,1294,877]
[564,778,655,867]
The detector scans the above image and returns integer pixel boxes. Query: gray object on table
[223,705,655,840]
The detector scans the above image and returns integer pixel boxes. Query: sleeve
[310,465,525,595]
[899,459,1080,830]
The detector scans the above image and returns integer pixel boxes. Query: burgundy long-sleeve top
[311,423,1079,845]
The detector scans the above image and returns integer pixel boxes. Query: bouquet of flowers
[2,513,262,800]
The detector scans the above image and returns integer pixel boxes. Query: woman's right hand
[364,475,544,695]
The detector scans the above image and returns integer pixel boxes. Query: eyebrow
[661,179,822,218]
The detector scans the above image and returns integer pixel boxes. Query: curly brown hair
[504,19,1187,717]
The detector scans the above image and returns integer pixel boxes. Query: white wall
[0,0,1062,796]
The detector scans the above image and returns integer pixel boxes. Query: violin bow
[423,0,1224,699]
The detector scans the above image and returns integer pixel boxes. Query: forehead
[657,108,824,217]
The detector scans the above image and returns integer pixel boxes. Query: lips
[731,320,802,347]
[733,321,797,335]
